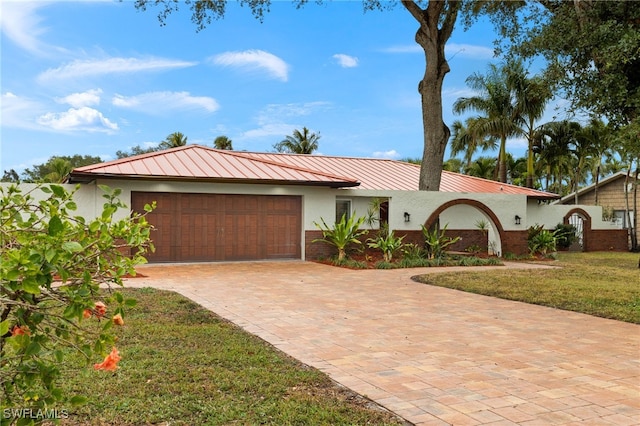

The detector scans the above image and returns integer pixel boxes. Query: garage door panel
[132,192,300,262]
[265,213,300,258]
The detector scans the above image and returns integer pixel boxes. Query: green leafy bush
[554,223,578,249]
[422,223,461,260]
[374,261,396,269]
[313,214,368,261]
[366,224,405,262]
[0,184,153,421]
[529,228,558,256]
[401,243,425,261]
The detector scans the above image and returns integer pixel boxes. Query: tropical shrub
[366,224,405,262]
[0,184,153,423]
[401,243,425,261]
[528,229,558,256]
[313,214,368,261]
[554,223,577,249]
[422,223,461,260]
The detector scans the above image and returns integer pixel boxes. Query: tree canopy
[8,155,103,183]
[214,135,234,150]
[274,127,320,154]
[480,1,640,127]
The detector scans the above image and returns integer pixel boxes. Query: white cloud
[381,43,495,60]
[38,57,197,82]
[1,92,45,130]
[371,150,401,160]
[57,89,103,108]
[257,102,331,125]
[0,2,64,56]
[237,101,330,143]
[112,91,219,114]
[442,87,478,100]
[211,50,289,82]
[445,43,495,60]
[240,123,296,140]
[333,54,358,68]
[37,107,118,133]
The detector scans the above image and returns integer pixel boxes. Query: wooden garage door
[131,192,301,262]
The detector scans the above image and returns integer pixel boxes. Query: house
[557,171,638,248]
[14,144,624,263]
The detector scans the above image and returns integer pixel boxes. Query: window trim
[335,198,352,222]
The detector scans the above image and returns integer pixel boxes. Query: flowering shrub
[0,184,153,423]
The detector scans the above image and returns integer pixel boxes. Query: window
[336,199,351,222]
[614,210,635,229]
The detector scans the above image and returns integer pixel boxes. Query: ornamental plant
[0,184,153,424]
[528,228,558,257]
[313,213,367,262]
[366,223,405,262]
[421,223,461,261]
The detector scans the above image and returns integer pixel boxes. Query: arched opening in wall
[564,209,591,252]
[423,199,506,257]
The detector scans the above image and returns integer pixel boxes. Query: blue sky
[1,0,545,174]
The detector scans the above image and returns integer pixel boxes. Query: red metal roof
[70,145,359,187]
[69,145,558,199]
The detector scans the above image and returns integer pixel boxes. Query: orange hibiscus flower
[112,314,124,326]
[11,325,31,336]
[94,301,107,318]
[94,347,121,371]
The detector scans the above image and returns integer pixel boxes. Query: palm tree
[43,157,73,183]
[160,132,188,149]
[466,156,497,180]
[213,136,233,150]
[273,127,320,154]
[581,118,616,205]
[507,154,528,187]
[449,118,497,170]
[453,62,521,183]
[506,60,552,188]
[602,158,626,176]
[442,157,465,173]
[534,120,580,194]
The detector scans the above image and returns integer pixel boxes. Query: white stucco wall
[526,200,620,230]
[1,183,102,220]
[4,181,619,259]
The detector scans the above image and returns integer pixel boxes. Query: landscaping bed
[313,247,504,269]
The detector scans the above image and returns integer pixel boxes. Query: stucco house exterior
[7,145,626,262]
[557,171,638,248]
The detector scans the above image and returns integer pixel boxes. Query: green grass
[55,288,404,425]
[412,251,640,323]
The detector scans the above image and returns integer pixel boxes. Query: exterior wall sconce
[515,215,521,225]
[404,212,411,222]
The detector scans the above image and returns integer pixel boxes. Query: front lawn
[412,251,640,323]
[53,288,405,425]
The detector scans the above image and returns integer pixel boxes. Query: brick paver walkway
[130,261,639,425]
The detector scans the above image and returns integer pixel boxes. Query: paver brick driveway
[131,261,640,426]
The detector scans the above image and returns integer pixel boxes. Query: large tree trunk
[498,136,508,183]
[632,167,639,251]
[402,1,459,191]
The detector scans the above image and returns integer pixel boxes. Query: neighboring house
[557,171,638,248]
[10,145,624,263]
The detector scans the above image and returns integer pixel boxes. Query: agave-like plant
[367,223,405,262]
[421,223,461,260]
[313,214,368,261]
